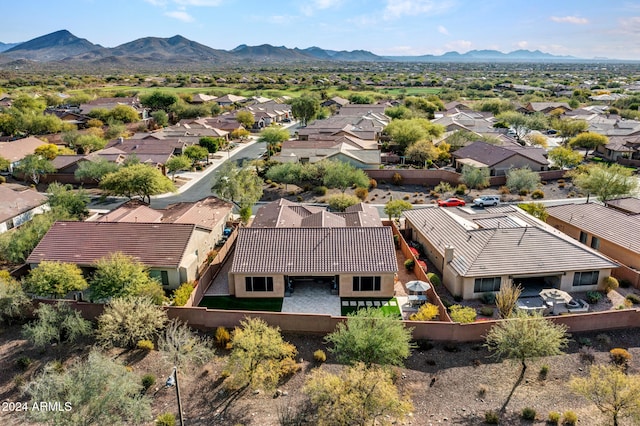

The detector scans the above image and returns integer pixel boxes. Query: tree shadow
[500,362,527,413]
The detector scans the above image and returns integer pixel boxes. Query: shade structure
[405,280,431,293]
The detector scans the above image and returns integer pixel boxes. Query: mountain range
[0,29,615,69]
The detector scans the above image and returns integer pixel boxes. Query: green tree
[140,91,178,111]
[518,202,549,221]
[570,132,609,158]
[96,296,168,349]
[157,319,215,368]
[548,146,583,169]
[89,252,165,304]
[25,261,88,299]
[291,95,320,126]
[23,351,152,425]
[183,145,209,167]
[151,110,169,127]
[15,154,55,184]
[211,162,263,211]
[0,155,10,172]
[104,119,127,139]
[384,118,444,151]
[384,199,413,221]
[506,166,541,192]
[235,110,255,129]
[551,118,589,145]
[100,163,175,203]
[265,161,304,189]
[405,139,438,166]
[496,111,548,143]
[322,161,369,192]
[327,194,360,212]
[231,128,250,140]
[325,307,414,366]
[570,364,640,426]
[74,158,119,183]
[385,105,412,119]
[165,155,191,181]
[223,317,298,391]
[0,271,31,324]
[22,302,92,348]
[34,143,60,160]
[108,105,139,123]
[349,94,374,104]
[460,165,490,190]
[304,363,413,426]
[72,134,107,154]
[0,210,62,263]
[571,163,638,202]
[258,126,290,159]
[46,182,89,219]
[199,136,221,153]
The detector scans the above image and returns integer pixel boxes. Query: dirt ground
[1,322,639,426]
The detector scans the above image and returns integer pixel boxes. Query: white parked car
[473,195,500,207]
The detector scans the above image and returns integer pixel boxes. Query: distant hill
[0,42,21,53]
[0,29,624,69]
[3,30,102,60]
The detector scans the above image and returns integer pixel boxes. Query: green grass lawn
[340,297,401,317]
[198,296,283,312]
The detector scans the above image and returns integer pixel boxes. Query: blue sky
[3,0,640,59]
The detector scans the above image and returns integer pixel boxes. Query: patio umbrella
[405,280,431,293]
[539,288,572,314]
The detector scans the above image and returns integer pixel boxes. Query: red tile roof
[26,221,195,268]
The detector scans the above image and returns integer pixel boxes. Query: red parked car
[437,197,466,207]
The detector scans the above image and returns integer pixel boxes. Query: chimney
[444,245,455,263]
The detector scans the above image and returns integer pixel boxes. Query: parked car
[437,197,466,207]
[473,195,500,207]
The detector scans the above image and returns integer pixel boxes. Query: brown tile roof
[0,187,48,223]
[162,196,233,230]
[251,199,381,228]
[0,137,48,162]
[300,211,347,227]
[546,203,640,254]
[605,197,640,215]
[26,221,195,268]
[231,227,397,274]
[97,201,163,223]
[452,141,548,167]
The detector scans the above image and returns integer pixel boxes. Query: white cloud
[301,0,342,16]
[515,41,528,49]
[619,16,640,34]
[144,0,167,5]
[550,15,589,24]
[444,39,472,52]
[384,0,454,19]
[174,0,222,5]
[165,10,195,22]
[437,25,449,35]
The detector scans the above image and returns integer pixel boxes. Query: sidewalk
[155,137,259,197]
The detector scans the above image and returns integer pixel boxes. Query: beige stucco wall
[229,274,286,298]
[492,156,547,176]
[338,273,395,298]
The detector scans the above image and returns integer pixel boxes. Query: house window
[352,276,381,292]
[474,277,501,293]
[579,231,588,244]
[590,236,600,250]
[149,270,169,286]
[573,271,600,287]
[245,277,274,292]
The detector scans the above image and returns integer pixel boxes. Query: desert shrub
[296,195,303,202]
[531,189,545,199]
[403,195,410,200]
[548,411,561,424]
[586,291,603,304]
[0,176,5,184]
[522,407,536,420]
[562,410,577,425]
[156,412,176,426]
[404,259,415,271]
[449,305,477,323]
[369,178,377,188]
[136,339,154,351]
[519,189,530,196]
[557,179,565,184]
[602,276,619,293]
[558,182,566,188]
[141,373,155,392]
[619,279,632,288]
[172,281,195,307]
[625,293,640,305]
[481,292,495,304]
[609,348,632,366]
[454,184,467,195]
[484,410,499,424]
[206,250,218,264]
[499,185,511,195]
[409,303,439,321]
[391,172,403,185]
[480,306,494,317]
[426,272,441,286]
[539,364,549,379]
[314,186,328,196]
[441,298,453,308]
[579,346,596,364]
[477,384,488,397]
[313,349,327,363]
[415,339,434,350]
[597,333,612,346]
[97,297,167,349]
[453,294,463,302]
[16,356,32,370]
[354,187,368,200]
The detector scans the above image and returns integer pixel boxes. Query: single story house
[274,135,380,168]
[229,199,396,298]
[0,136,49,172]
[595,135,640,162]
[0,186,49,233]
[404,205,618,300]
[452,141,549,176]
